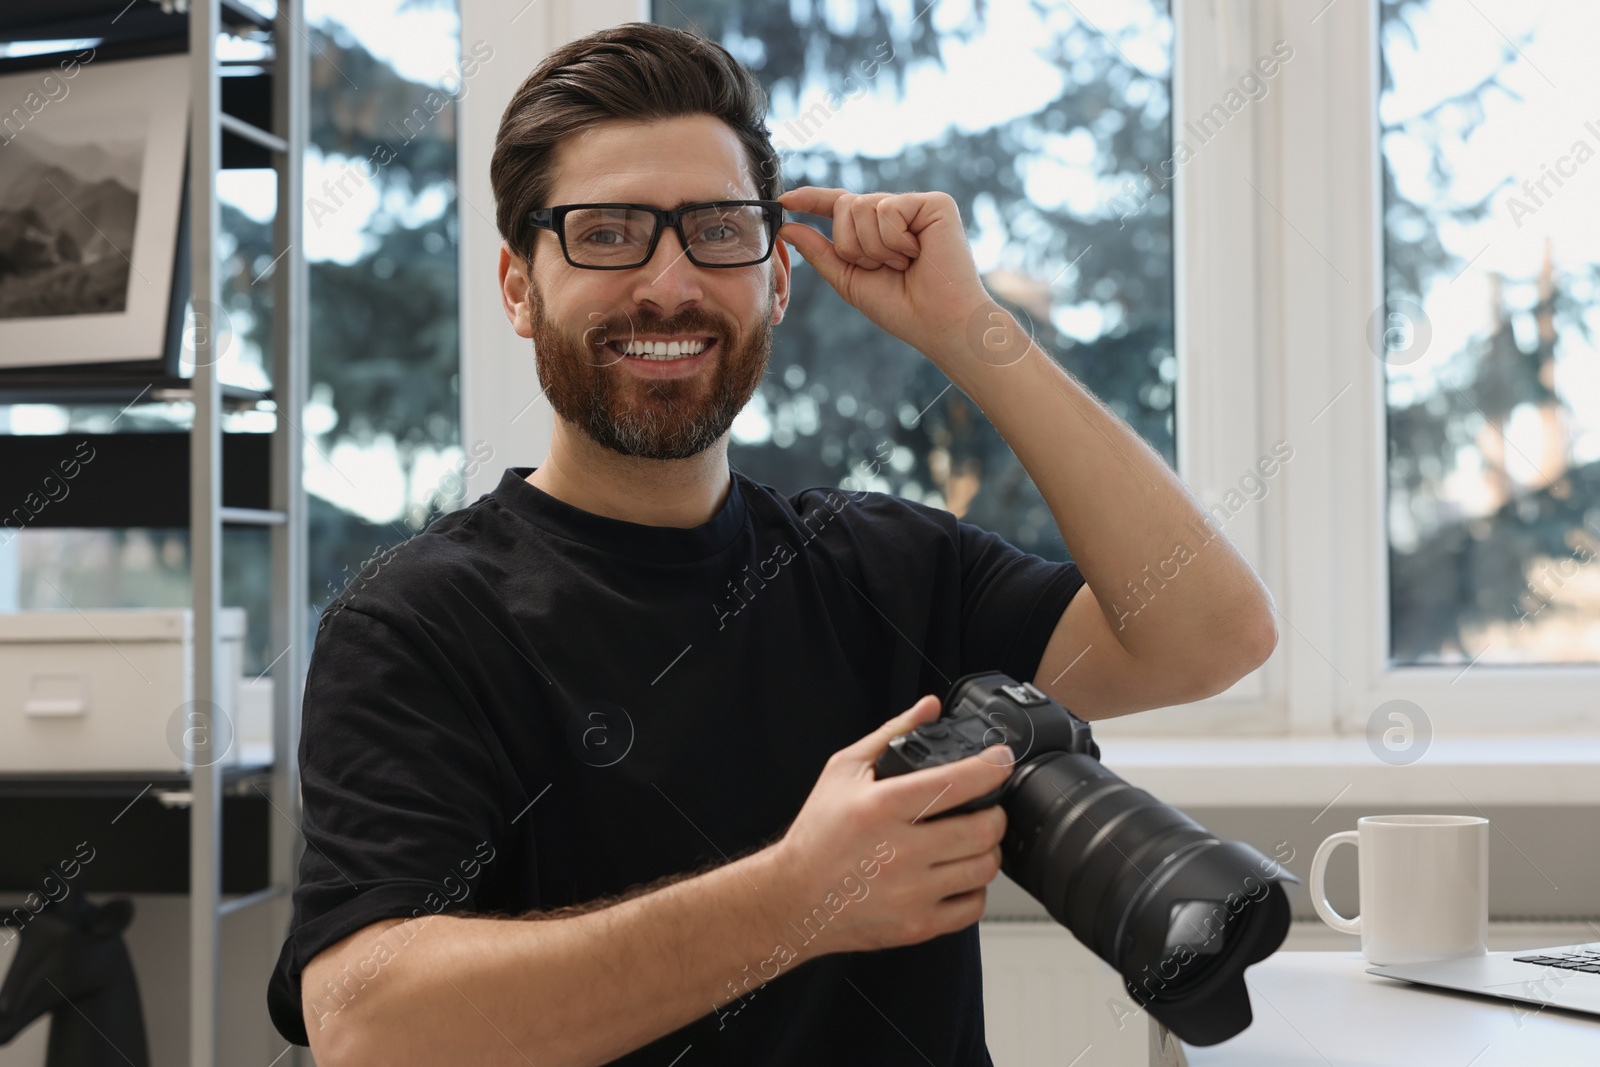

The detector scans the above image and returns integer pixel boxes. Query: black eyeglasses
[527,200,783,270]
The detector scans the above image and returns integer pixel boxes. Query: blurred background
[4,0,1596,676]
[2,2,1598,1065]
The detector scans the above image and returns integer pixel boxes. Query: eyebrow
[574,197,758,209]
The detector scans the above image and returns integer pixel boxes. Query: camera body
[877,675,1097,809]
[875,671,1297,1047]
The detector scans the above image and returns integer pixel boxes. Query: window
[1285,0,1600,733]
[1379,0,1600,666]
[298,0,466,621]
[654,0,1176,559]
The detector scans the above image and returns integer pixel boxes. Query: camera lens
[997,751,1293,1045]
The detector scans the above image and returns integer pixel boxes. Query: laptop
[1368,943,1600,1016]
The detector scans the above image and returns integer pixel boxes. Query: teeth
[616,338,709,360]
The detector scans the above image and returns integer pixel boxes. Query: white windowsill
[1096,735,1600,807]
[979,919,1598,954]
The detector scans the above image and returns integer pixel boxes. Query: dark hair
[490,22,781,265]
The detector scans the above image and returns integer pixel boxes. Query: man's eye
[583,228,628,245]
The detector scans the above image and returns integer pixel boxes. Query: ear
[770,236,791,326]
[499,241,536,339]
[85,899,134,938]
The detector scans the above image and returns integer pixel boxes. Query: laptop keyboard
[1513,949,1600,973]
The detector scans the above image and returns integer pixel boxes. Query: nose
[629,224,706,315]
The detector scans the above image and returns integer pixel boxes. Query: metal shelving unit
[0,2,309,1064]
[191,3,309,1065]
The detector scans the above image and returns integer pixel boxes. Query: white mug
[1309,814,1489,965]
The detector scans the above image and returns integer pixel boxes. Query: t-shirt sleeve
[957,519,1085,684]
[267,604,506,1046]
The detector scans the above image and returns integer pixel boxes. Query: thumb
[842,694,942,770]
[780,222,851,292]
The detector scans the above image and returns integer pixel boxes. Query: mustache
[588,309,732,345]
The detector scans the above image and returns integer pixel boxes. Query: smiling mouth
[608,337,717,361]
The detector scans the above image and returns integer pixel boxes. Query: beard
[527,282,774,461]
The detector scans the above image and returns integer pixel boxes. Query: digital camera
[875,671,1297,1046]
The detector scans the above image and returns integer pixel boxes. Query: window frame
[457,0,1600,742]
[1308,0,1600,735]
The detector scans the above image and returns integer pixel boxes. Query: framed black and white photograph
[0,51,188,368]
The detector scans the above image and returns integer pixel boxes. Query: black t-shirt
[267,465,1083,1064]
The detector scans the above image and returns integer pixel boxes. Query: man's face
[503,114,790,461]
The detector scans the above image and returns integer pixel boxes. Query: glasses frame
[527,200,785,270]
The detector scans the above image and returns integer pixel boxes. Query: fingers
[777,220,829,262]
[933,886,989,931]
[918,807,1007,868]
[840,694,942,772]
[834,194,909,271]
[928,844,1004,900]
[779,187,913,271]
[884,743,1015,822]
[860,198,918,268]
[777,220,851,290]
[777,185,847,216]
[843,197,908,270]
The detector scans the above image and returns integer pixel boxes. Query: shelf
[0,8,279,171]
[219,0,274,33]
[0,0,272,61]
[220,110,288,155]
[0,432,271,526]
[0,762,271,798]
[0,764,273,895]
[220,506,288,526]
[0,371,270,407]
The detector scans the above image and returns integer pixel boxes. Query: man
[267,21,1276,1067]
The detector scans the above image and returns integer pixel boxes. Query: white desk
[1165,951,1600,1066]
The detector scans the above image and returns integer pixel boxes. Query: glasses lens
[683,204,772,265]
[562,207,657,267]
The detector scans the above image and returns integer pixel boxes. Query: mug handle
[1310,831,1362,935]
